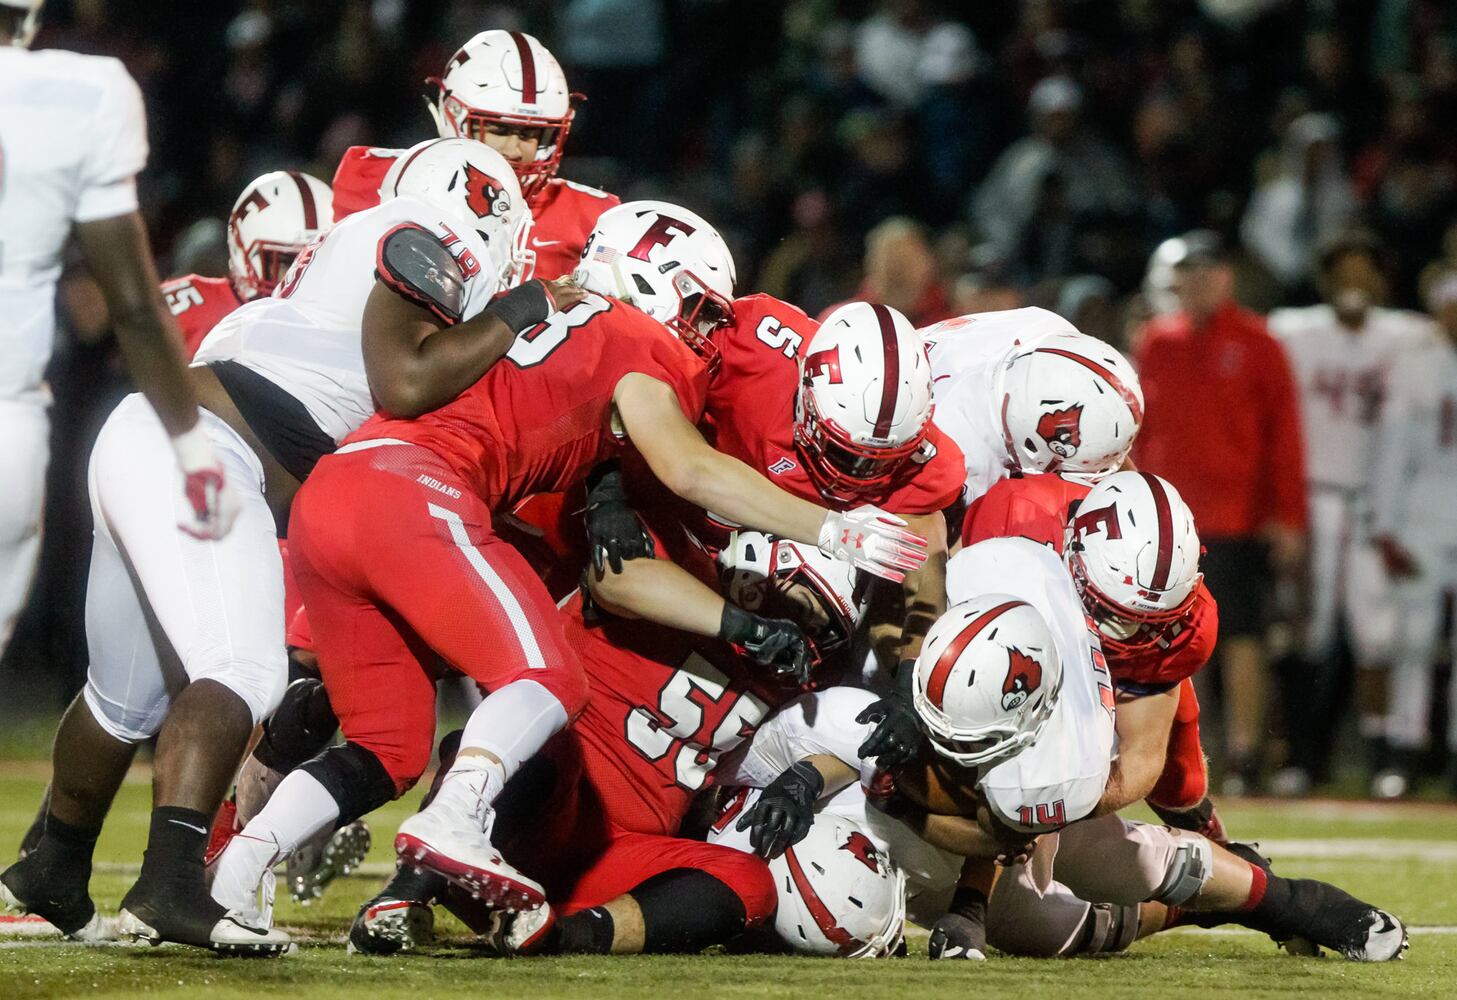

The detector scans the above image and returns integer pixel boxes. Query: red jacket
[1133,303,1307,538]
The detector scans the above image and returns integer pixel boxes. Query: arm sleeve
[1258,327,1309,532]
[74,59,148,223]
[714,687,880,789]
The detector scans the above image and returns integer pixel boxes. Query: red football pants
[289,441,588,794]
[496,733,775,925]
[1147,678,1209,809]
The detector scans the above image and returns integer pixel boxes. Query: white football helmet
[574,200,737,371]
[997,331,1144,483]
[769,813,906,958]
[719,530,864,666]
[911,595,1063,767]
[1067,470,1203,656]
[226,170,333,301]
[380,138,534,289]
[795,302,934,505]
[2,0,41,47]
[427,30,574,201]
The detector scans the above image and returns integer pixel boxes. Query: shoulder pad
[375,223,464,323]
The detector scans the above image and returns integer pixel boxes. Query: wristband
[485,280,553,333]
[170,421,215,471]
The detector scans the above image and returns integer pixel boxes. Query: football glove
[584,461,654,574]
[719,603,812,686]
[171,422,238,540]
[818,505,928,583]
[735,761,824,859]
[928,911,987,961]
[856,661,923,767]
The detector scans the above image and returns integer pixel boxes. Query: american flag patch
[592,244,621,265]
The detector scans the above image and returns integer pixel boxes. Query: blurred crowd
[7,0,1457,797]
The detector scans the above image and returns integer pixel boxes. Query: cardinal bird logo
[463,162,510,219]
[1036,404,1084,458]
[1001,647,1043,711]
[840,831,882,873]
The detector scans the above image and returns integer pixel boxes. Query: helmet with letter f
[227,171,333,301]
[910,595,1063,768]
[2,0,43,48]
[574,200,737,373]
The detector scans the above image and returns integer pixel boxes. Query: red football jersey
[960,473,1218,694]
[331,146,617,279]
[351,294,709,511]
[695,293,964,544]
[161,274,243,360]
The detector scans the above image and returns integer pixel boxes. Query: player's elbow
[373,378,432,420]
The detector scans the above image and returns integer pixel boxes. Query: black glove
[584,462,654,574]
[927,912,988,960]
[719,603,812,686]
[855,661,923,767]
[736,761,824,859]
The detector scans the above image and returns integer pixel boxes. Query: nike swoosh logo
[169,819,209,835]
[530,239,561,247]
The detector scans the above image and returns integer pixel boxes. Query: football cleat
[1338,909,1409,963]
[288,820,372,904]
[348,895,435,955]
[394,808,543,913]
[488,902,556,956]
[0,853,100,939]
[119,879,290,956]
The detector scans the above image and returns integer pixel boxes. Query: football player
[332,29,616,279]
[1269,231,1441,792]
[162,171,333,358]
[0,0,236,666]
[2,139,566,953]
[208,200,927,946]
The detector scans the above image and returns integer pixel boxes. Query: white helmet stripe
[871,303,899,438]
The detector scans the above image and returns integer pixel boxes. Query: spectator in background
[819,216,952,326]
[971,76,1137,281]
[1241,112,1357,297]
[1267,230,1441,797]
[1133,231,1308,795]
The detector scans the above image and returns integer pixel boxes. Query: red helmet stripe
[924,599,1028,710]
[509,31,538,104]
[389,140,438,198]
[1139,472,1174,590]
[1033,347,1143,423]
[872,304,899,438]
[284,171,318,231]
[783,844,861,955]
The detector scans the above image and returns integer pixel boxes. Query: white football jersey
[193,194,498,444]
[1372,337,1457,542]
[0,47,148,401]
[946,537,1116,833]
[1270,304,1439,494]
[921,308,1080,503]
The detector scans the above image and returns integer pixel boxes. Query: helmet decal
[628,212,697,262]
[1036,404,1084,458]
[230,188,270,228]
[804,347,843,384]
[1140,471,1175,589]
[783,845,860,955]
[840,831,882,874]
[463,162,510,219]
[1000,647,1043,711]
[924,599,1028,709]
[1072,503,1121,541]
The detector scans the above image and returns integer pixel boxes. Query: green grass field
[1,761,1454,1000]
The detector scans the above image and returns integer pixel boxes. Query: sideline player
[332,29,616,279]
[208,201,927,942]
[2,139,561,953]
[0,0,236,663]
[163,171,333,358]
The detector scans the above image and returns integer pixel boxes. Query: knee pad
[1150,834,1215,906]
[630,868,751,953]
[299,741,399,824]
[194,655,288,728]
[253,677,339,773]
[1069,901,1140,955]
[82,679,166,744]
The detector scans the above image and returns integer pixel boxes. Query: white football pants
[0,398,48,659]
[1386,539,1457,752]
[1305,489,1398,667]
[82,393,286,741]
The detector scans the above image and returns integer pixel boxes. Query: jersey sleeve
[714,688,880,789]
[959,476,1073,550]
[75,58,148,223]
[330,147,395,221]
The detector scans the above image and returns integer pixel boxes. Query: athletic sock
[137,806,211,889]
[456,680,568,799]
[553,906,616,954]
[630,869,749,954]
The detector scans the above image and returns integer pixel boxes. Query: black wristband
[484,279,552,333]
[719,602,756,645]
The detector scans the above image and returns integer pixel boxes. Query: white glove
[171,422,239,540]
[817,505,928,583]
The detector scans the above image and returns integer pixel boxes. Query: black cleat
[118,878,289,955]
[348,895,434,955]
[0,849,102,939]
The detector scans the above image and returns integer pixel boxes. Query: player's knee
[298,741,401,822]
[253,677,339,774]
[701,847,777,927]
[1147,831,1215,906]
[533,657,590,720]
[191,655,288,728]
[82,680,165,744]
[987,873,1088,957]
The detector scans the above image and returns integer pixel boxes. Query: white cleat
[211,833,283,928]
[1340,909,1409,963]
[118,906,293,956]
[394,808,543,913]
[489,902,556,956]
